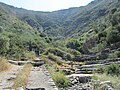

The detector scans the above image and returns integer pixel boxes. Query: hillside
[0,3,48,58]
[0,0,120,59]
[0,0,119,38]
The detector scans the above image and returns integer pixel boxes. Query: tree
[66,39,80,50]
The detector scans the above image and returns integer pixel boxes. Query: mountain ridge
[0,0,108,37]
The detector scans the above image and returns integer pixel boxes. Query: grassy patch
[0,57,10,72]
[45,64,70,88]
[105,64,120,76]
[13,64,32,89]
[93,73,120,89]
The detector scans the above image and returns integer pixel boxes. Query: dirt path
[26,65,58,90]
[0,65,23,90]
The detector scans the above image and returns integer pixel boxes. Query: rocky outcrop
[66,74,114,90]
[66,74,93,90]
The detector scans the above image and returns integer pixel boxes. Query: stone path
[26,65,58,90]
[0,65,23,90]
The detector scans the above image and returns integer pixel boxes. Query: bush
[106,64,120,76]
[109,50,120,58]
[48,53,63,65]
[51,71,70,88]
[114,51,120,58]
[66,39,80,50]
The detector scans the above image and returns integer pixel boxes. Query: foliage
[0,4,48,59]
[105,64,120,76]
[50,70,70,88]
[114,50,120,58]
[66,39,81,51]
[109,50,120,58]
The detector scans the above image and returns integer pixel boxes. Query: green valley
[0,0,120,90]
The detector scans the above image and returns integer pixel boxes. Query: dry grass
[13,64,32,90]
[0,57,10,72]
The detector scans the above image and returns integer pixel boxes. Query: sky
[0,0,94,11]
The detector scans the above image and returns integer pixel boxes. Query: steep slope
[0,4,48,58]
[66,0,120,58]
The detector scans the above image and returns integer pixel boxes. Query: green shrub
[51,71,70,88]
[109,50,120,59]
[114,51,120,58]
[66,39,80,50]
[106,64,120,76]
